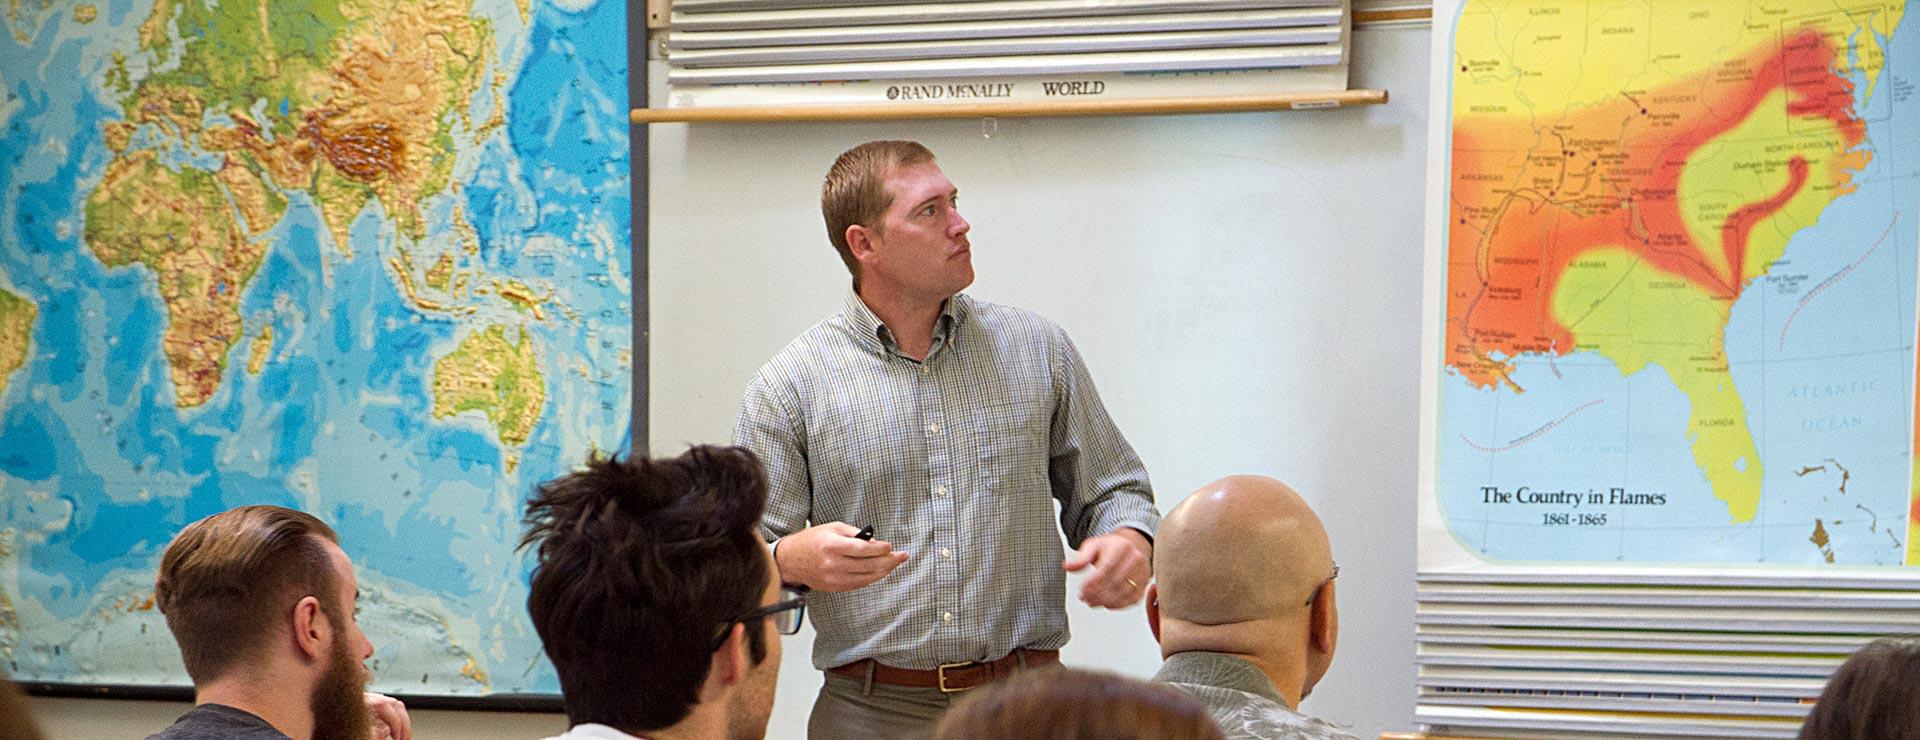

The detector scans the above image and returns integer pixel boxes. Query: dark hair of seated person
[520,445,772,732]
[1799,636,1920,740]
[934,666,1225,740]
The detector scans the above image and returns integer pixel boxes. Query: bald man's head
[1154,476,1335,626]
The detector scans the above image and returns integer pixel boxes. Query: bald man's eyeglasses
[1304,564,1339,607]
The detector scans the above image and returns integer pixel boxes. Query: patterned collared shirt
[734,290,1159,670]
[1154,652,1360,740]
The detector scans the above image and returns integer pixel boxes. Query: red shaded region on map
[1446,28,1866,391]
[1911,369,1920,564]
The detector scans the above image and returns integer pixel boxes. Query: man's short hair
[155,505,342,684]
[1800,637,1920,739]
[935,667,1224,740]
[821,140,935,278]
[522,445,771,731]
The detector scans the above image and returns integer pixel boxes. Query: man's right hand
[775,522,908,592]
[364,692,411,740]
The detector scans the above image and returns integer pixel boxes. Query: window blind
[656,0,1351,108]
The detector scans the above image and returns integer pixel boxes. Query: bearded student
[149,505,411,740]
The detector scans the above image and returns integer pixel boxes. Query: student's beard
[309,630,371,740]
[726,640,778,740]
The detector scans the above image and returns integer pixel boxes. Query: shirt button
[921,364,930,375]
[934,485,948,497]
[926,422,940,434]
[940,547,952,559]
[941,611,954,623]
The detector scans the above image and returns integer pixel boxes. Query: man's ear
[1144,583,1163,644]
[292,595,328,662]
[709,622,747,689]
[1308,582,1336,655]
[846,223,879,266]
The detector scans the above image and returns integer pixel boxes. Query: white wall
[648,25,1430,740]
[29,23,1430,740]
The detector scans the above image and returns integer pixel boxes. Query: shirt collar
[554,724,646,740]
[1154,651,1291,708]
[841,288,968,358]
[842,288,886,352]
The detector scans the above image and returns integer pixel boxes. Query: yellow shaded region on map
[1553,249,1762,522]
[0,287,34,396]
[1909,467,1919,565]
[1677,89,1870,282]
[1452,1,1901,119]
[432,325,546,447]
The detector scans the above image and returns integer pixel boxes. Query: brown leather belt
[827,649,1059,692]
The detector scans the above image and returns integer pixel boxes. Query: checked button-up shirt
[734,290,1160,671]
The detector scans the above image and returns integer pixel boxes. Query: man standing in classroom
[735,140,1160,738]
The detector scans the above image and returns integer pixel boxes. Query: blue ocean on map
[1437,8,1920,567]
[0,0,629,694]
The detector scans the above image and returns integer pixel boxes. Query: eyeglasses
[712,587,807,650]
[744,587,808,635]
[1304,564,1339,607]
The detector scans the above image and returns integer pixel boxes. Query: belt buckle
[936,660,977,693]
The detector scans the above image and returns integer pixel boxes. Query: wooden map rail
[629,88,1388,123]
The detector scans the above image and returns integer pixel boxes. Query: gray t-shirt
[1153,651,1360,740]
[147,703,290,740]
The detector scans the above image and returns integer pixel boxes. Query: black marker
[854,525,875,541]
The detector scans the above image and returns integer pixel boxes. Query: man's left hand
[1061,528,1152,609]
[365,692,412,740]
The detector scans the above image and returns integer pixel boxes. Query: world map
[1435,0,1920,567]
[0,0,630,695]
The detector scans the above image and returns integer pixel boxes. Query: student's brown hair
[521,445,771,731]
[935,666,1226,740]
[154,505,342,684]
[821,140,935,279]
[1799,637,1920,740]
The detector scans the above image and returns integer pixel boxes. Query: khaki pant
[807,671,956,740]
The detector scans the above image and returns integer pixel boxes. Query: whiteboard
[646,25,1430,740]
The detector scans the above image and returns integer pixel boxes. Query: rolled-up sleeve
[734,371,812,542]
[1046,327,1159,548]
